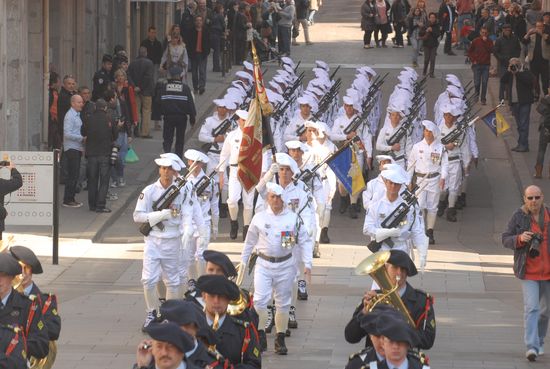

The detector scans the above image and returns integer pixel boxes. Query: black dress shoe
[199,88,205,95]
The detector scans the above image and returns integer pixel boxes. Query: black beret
[387,250,418,277]
[203,250,238,278]
[359,305,405,336]
[0,253,22,276]
[376,314,420,347]
[145,321,195,353]
[9,246,43,274]
[159,300,206,328]
[102,54,113,63]
[197,275,240,300]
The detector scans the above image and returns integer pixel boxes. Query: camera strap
[537,207,545,233]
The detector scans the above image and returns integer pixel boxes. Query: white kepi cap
[155,156,183,172]
[275,152,299,174]
[376,154,395,164]
[380,169,409,185]
[421,120,440,137]
[266,182,284,196]
[184,149,209,163]
[235,109,249,120]
[285,140,308,152]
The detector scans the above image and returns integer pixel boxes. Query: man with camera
[0,161,22,241]
[501,57,535,153]
[502,185,550,362]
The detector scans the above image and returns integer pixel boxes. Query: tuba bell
[227,262,250,316]
[355,250,416,327]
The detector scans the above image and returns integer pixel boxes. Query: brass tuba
[227,262,250,316]
[29,340,57,369]
[355,250,415,327]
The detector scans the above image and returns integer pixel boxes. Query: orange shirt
[524,209,550,280]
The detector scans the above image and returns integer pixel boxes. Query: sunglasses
[526,196,541,200]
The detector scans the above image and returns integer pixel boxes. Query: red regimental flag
[238,97,263,192]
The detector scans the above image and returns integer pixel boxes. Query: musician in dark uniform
[0,253,49,359]
[196,275,261,369]
[346,305,389,369]
[9,246,61,343]
[344,250,436,350]
[0,323,27,369]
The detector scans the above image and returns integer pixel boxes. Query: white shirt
[376,120,412,162]
[283,112,311,142]
[439,121,471,168]
[330,113,373,157]
[198,112,233,155]
[407,139,449,184]
[189,170,219,223]
[219,127,243,170]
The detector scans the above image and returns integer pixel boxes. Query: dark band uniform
[143,322,202,369]
[197,275,261,369]
[0,254,49,359]
[344,251,436,350]
[9,246,61,342]
[0,324,26,369]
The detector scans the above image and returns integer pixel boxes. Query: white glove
[148,209,172,227]
[212,225,219,240]
[269,162,280,175]
[375,227,400,242]
[419,255,427,274]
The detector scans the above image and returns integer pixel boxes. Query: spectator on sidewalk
[468,27,493,105]
[234,2,252,64]
[456,0,474,50]
[210,3,226,72]
[92,54,113,102]
[486,6,506,41]
[361,0,377,49]
[419,12,440,77]
[48,72,61,150]
[63,94,85,208]
[439,0,457,56]
[57,75,77,133]
[160,66,197,159]
[0,162,23,241]
[408,5,427,67]
[81,99,117,213]
[522,21,550,101]
[374,0,391,48]
[180,3,197,47]
[293,0,314,46]
[188,15,211,95]
[494,24,521,101]
[525,0,543,31]
[141,26,163,76]
[161,26,189,81]
[502,184,550,363]
[128,46,155,139]
[391,0,407,48]
[308,0,321,25]
[278,0,296,56]
[501,58,534,153]
[534,91,550,178]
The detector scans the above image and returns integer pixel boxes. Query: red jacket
[468,37,494,65]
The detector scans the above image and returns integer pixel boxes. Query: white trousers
[142,235,181,289]
[417,179,441,214]
[253,258,297,313]
[227,166,255,209]
[445,160,463,195]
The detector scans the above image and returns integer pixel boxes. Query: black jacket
[0,289,50,359]
[537,95,550,129]
[187,27,212,59]
[160,79,196,123]
[140,38,163,65]
[0,168,22,233]
[493,34,521,65]
[128,56,155,96]
[81,108,117,157]
[92,68,112,101]
[419,21,441,48]
[57,87,75,127]
[214,316,261,369]
[0,324,27,369]
[346,346,383,369]
[344,282,436,350]
[296,0,310,20]
[438,2,457,32]
[501,69,535,105]
[30,283,61,341]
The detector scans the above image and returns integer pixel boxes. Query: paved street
[4,1,550,368]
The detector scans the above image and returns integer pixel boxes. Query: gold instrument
[227,262,251,316]
[207,312,225,361]
[29,341,57,369]
[355,250,415,327]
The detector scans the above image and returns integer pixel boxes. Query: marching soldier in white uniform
[376,101,412,169]
[362,155,394,212]
[241,182,313,355]
[407,120,449,245]
[133,156,204,329]
[283,95,317,142]
[330,96,373,219]
[363,168,428,270]
[437,103,470,223]
[183,149,219,288]
[219,109,255,240]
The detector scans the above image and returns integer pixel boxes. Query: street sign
[0,151,54,226]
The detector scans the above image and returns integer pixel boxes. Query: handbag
[125,146,139,163]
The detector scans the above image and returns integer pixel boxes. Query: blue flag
[482,110,497,135]
[327,145,365,196]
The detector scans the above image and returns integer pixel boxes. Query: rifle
[272,95,296,120]
[283,71,305,99]
[342,98,377,135]
[138,161,200,236]
[211,115,235,137]
[194,160,226,197]
[293,60,301,72]
[312,78,342,120]
[330,65,341,80]
[386,100,426,146]
[366,181,427,253]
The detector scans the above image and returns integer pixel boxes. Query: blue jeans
[472,64,490,102]
[112,132,128,182]
[457,13,472,48]
[521,280,550,352]
[278,25,291,55]
[411,37,422,64]
[511,103,532,149]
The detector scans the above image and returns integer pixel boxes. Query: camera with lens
[527,233,544,258]
[0,161,10,167]
[110,145,120,166]
[510,64,519,72]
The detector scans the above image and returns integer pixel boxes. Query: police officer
[344,250,436,351]
[184,149,219,287]
[218,110,255,240]
[197,275,261,369]
[137,321,199,369]
[92,54,113,101]
[0,253,49,360]
[133,155,204,329]
[407,120,449,245]
[241,183,313,355]
[160,66,197,159]
[9,246,61,358]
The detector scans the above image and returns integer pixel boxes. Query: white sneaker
[526,348,538,361]
[118,178,126,187]
[538,347,544,356]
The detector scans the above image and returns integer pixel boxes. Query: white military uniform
[219,126,255,223]
[439,121,470,206]
[186,169,219,280]
[362,175,386,211]
[284,111,311,142]
[376,120,413,169]
[133,173,204,310]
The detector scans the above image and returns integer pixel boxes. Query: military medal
[281,231,296,249]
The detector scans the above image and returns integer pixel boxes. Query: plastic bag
[125,146,139,163]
